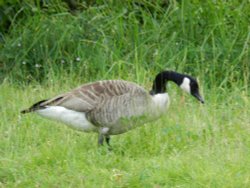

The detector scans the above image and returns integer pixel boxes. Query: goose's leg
[98,134,104,146]
[105,135,111,146]
[98,134,112,150]
[105,135,112,150]
[98,128,111,148]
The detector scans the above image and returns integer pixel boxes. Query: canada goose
[21,71,204,147]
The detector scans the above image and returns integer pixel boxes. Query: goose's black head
[150,71,204,103]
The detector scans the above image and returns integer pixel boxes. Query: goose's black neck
[150,71,185,95]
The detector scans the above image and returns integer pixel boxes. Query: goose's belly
[36,106,153,135]
[36,93,170,135]
[108,114,160,135]
[105,94,170,135]
[108,105,169,135]
[36,106,98,132]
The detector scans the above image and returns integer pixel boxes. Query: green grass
[0,82,249,187]
[1,1,250,187]
[1,1,249,86]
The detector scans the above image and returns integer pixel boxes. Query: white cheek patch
[180,77,191,93]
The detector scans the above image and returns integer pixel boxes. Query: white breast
[151,93,170,113]
[36,106,97,132]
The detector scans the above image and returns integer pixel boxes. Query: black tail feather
[21,109,31,114]
[21,99,48,114]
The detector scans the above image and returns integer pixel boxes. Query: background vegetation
[0,0,249,187]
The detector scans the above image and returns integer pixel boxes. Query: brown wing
[87,91,150,127]
[40,80,147,113]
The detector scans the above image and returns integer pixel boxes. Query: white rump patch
[36,106,97,132]
[180,77,191,93]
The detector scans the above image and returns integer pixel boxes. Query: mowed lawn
[0,83,249,187]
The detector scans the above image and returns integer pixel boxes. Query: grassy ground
[1,1,250,187]
[0,81,249,187]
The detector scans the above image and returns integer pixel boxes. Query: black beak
[193,92,204,104]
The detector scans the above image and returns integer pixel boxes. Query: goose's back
[41,80,149,113]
